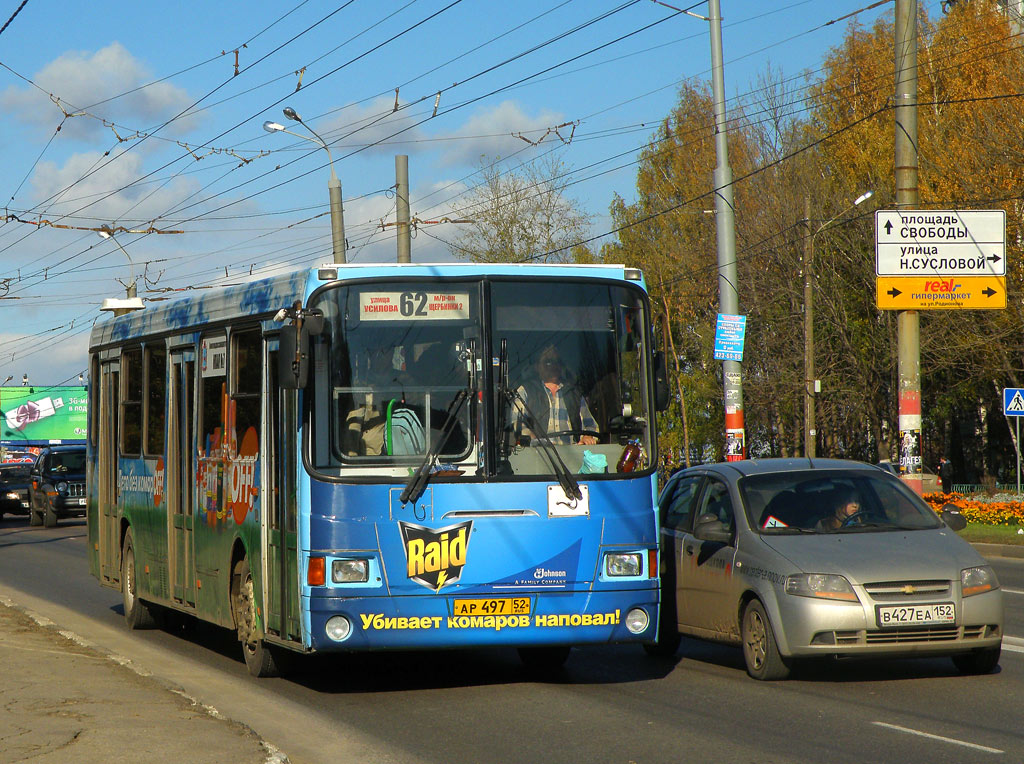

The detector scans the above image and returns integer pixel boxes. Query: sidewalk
[0,597,283,764]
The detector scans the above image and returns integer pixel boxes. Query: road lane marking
[1002,587,1024,595]
[1003,636,1024,653]
[872,722,1003,754]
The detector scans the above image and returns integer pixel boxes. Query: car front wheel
[741,600,790,681]
[952,646,1000,675]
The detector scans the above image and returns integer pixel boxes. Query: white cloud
[1,42,200,141]
[437,100,566,167]
[30,150,203,223]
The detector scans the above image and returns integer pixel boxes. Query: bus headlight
[332,558,369,583]
[605,552,642,577]
[625,608,649,634]
[325,616,352,642]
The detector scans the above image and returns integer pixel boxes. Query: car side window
[697,479,735,534]
[662,475,702,532]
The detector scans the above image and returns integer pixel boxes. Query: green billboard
[0,386,88,444]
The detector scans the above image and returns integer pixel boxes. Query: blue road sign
[1004,388,1024,416]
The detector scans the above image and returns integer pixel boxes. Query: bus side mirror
[279,325,309,389]
[653,351,670,412]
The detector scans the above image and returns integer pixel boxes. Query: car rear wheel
[742,600,790,680]
[952,645,1000,675]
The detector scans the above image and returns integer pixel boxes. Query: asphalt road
[2,515,1022,764]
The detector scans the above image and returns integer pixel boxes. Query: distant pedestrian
[938,456,953,494]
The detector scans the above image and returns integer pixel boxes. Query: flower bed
[923,492,1024,526]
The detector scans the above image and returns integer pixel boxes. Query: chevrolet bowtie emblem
[902,584,916,594]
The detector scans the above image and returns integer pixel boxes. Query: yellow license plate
[452,597,531,616]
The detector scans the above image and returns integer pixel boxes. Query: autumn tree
[447,153,591,263]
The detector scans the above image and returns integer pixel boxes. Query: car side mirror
[693,512,732,544]
[939,503,967,532]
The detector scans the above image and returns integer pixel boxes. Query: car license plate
[877,602,955,627]
[453,597,531,616]
[77,498,86,506]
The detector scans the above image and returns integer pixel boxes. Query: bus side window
[121,346,143,456]
[232,328,262,454]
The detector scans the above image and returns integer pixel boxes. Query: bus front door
[266,342,300,642]
[169,350,197,607]
[98,361,119,584]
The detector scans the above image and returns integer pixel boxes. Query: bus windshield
[308,278,653,479]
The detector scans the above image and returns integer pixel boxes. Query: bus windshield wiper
[400,388,469,505]
[400,339,477,506]
[503,385,582,503]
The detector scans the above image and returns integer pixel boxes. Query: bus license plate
[877,602,954,627]
[453,597,531,616]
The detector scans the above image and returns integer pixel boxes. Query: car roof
[673,457,881,481]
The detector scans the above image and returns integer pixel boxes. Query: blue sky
[0,0,897,385]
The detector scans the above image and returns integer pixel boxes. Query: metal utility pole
[707,0,745,460]
[895,0,922,493]
[396,155,411,263]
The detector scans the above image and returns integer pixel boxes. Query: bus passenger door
[169,350,197,607]
[266,341,300,641]
[98,361,120,583]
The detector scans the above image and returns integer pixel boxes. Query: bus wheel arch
[121,526,159,629]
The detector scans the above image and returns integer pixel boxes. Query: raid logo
[399,520,472,592]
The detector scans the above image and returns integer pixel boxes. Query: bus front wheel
[122,529,159,629]
[232,558,280,678]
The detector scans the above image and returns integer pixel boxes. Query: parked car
[876,460,940,493]
[649,458,1003,680]
[29,445,87,527]
[0,463,32,520]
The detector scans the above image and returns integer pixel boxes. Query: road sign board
[875,209,1005,276]
[713,314,746,361]
[1004,388,1024,417]
[875,276,1006,310]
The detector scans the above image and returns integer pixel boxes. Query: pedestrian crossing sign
[1004,388,1024,416]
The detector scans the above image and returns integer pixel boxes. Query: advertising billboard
[0,386,88,446]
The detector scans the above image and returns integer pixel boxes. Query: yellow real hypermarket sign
[875,276,1006,310]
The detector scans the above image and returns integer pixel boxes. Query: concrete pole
[803,195,816,458]
[707,0,745,460]
[396,155,411,263]
[328,173,346,264]
[895,0,922,493]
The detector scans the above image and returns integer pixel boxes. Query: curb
[971,542,1024,560]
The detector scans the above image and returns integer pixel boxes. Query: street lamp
[263,107,346,263]
[804,190,873,458]
[98,227,145,315]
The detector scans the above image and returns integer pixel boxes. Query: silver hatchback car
[650,458,1003,680]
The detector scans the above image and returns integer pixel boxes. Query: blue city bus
[87,263,667,676]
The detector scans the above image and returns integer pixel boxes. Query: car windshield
[739,470,942,534]
[0,465,30,480]
[48,451,85,472]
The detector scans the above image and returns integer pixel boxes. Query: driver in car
[816,490,863,531]
[516,343,598,446]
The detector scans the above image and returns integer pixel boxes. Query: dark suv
[0,463,32,520]
[30,445,87,527]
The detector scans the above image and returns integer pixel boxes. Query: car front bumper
[774,588,1003,658]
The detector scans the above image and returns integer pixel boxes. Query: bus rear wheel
[232,558,280,678]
